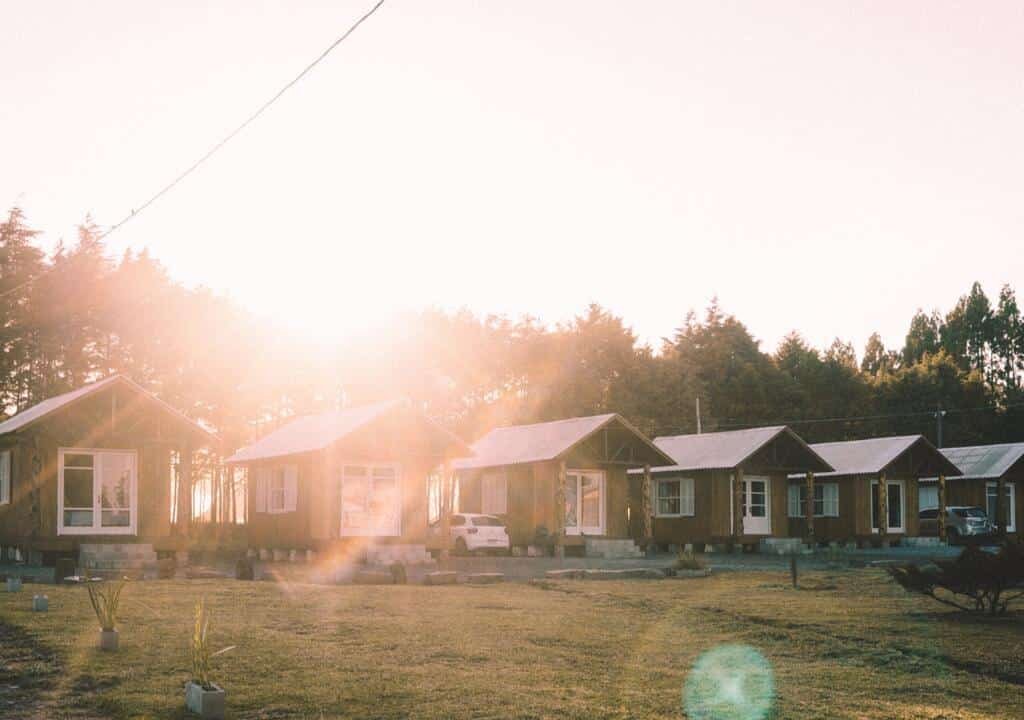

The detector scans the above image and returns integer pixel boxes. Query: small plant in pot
[86,578,125,651]
[186,598,232,719]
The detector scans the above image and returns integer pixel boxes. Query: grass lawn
[1,568,1022,719]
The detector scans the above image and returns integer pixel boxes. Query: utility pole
[696,397,702,434]
[935,406,946,448]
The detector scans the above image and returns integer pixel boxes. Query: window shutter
[254,468,267,513]
[787,484,801,518]
[284,465,298,512]
[0,450,10,505]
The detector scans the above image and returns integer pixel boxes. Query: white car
[438,513,511,555]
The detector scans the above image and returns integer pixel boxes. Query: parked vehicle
[919,506,996,544]
[431,514,511,555]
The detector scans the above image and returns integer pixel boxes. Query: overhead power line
[657,399,1024,435]
[0,0,386,300]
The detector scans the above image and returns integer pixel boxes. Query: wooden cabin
[0,375,216,567]
[453,414,675,557]
[793,435,962,545]
[225,400,470,564]
[924,444,1023,540]
[637,426,833,551]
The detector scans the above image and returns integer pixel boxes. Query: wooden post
[555,460,567,560]
[641,464,653,555]
[440,460,452,567]
[733,467,744,547]
[937,475,947,543]
[877,474,888,545]
[805,472,815,544]
[996,477,1007,537]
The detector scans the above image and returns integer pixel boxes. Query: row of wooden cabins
[0,376,1020,568]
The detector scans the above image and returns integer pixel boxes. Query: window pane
[372,466,396,479]
[64,509,94,527]
[64,453,93,468]
[888,483,902,528]
[342,477,369,529]
[100,454,132,523]
[580,474,601,527]
[564,475,579,528]
[64,468,94,507]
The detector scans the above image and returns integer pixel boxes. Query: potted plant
[86,579,125,651]
[5,575,23,592]
[186,599,228,719]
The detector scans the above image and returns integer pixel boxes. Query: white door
[871,479,906,533]
[565,470,605,535]
[741,476,771,535]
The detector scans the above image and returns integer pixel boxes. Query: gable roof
[937,443,1024,480]
[453,413,673,471]
[0,374,215,442]
[226,400,471,464]
[226,401,397,463]
[808,435,962,478]
[641,425,833,474]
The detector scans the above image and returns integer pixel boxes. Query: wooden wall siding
[787,475,924,542]
[0,384,198,552]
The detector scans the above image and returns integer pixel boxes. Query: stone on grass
[544,569,584,580]
[6,577,23,592]
[32,595,48,611]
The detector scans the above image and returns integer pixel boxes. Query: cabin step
[79,543,158,571]
[365,544,433,566]
[583,538,644,559]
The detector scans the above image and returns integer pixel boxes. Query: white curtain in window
[0,450,10,505]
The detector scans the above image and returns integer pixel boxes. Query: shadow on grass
[0,619,61,719]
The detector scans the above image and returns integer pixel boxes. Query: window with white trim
[253,465,297,514]
[0,450,10,505]
[341,464,401,537]
[653,477,695,517]
[986,481,1016,532]
[58,449,137,535]
[481,470,508,515]
[787,483,839,518]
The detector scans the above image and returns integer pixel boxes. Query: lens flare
[683,644,775,720]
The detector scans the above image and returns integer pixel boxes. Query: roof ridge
[484,413,617,434]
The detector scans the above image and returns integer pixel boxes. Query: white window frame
[653,476,695,517]
[787,483,839,518]
[564,469,606,536]
[740,475,772,535]
[870,478,906,534]
[986,481,1016,533]
[57,448,138,536]
[0,450,10,505]
[481,470,508,515]
[340,462,402,537]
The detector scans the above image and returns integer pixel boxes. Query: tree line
[3,206,1023,451]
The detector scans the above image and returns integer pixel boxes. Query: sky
[4,1,1024,356]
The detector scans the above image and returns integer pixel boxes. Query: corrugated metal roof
[806,435,961,478]
[638,425,832,473]
[938,443,1024,480]
[226,400,401,463]
[454,414,616,470]
[453,413,672,471]
[0,374,215,441]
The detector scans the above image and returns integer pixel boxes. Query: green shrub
[673,549,705,571]
[86,579,125,632]
[886,542,1024,616]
